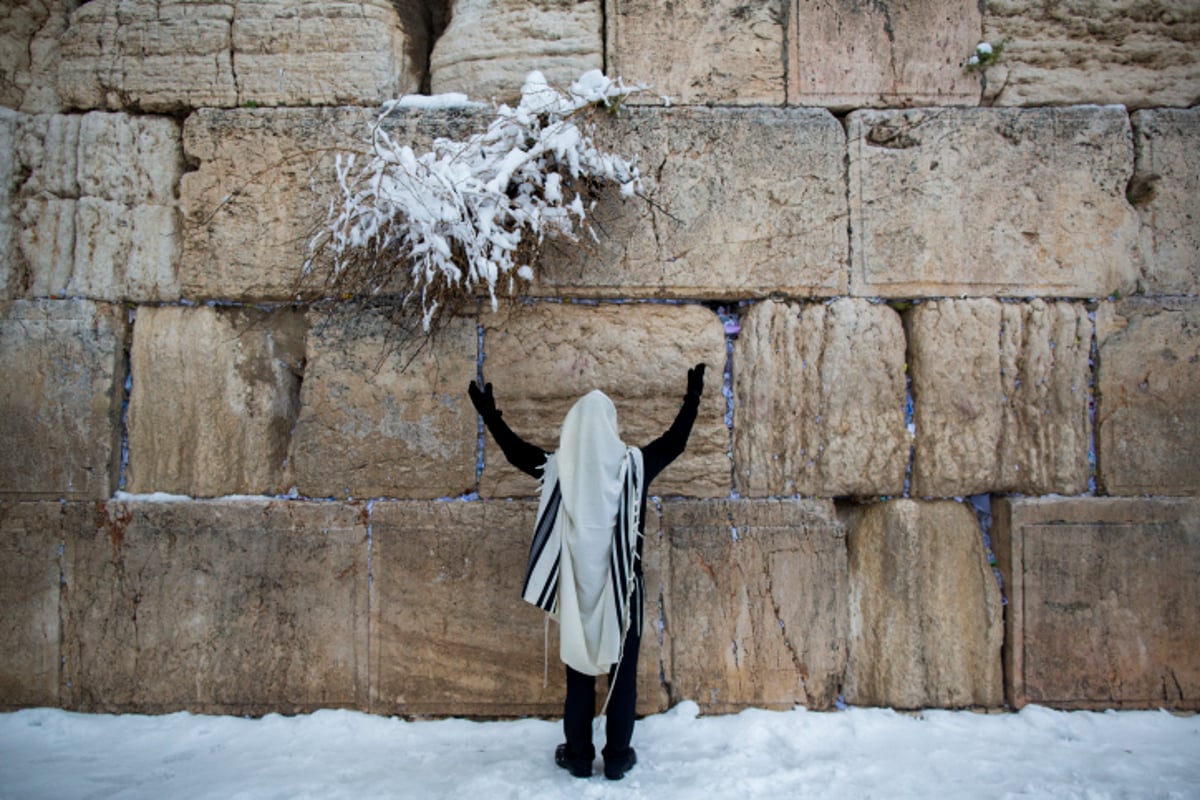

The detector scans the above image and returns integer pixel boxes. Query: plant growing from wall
[964,40,1005,74]
[304,71,643,332]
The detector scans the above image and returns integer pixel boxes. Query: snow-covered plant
[964,40,1005,73]
[305,70,644,331]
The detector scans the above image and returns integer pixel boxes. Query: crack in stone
[760,547,808,705]
[229,0,242,106]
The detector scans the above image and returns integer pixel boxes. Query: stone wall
[1,0,1197,716]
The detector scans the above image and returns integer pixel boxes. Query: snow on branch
[305,71,644,331]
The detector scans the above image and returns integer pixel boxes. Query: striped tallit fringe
[598,450,643,717]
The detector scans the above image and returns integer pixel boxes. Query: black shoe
[555,743,592,778]
[603,747,637,780]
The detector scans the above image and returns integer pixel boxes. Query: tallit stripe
[522,481,561,599]
[536,552,560,610]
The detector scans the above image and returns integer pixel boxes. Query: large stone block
[981,0,1200,109]
[733,299,908,498]
[289,309,477,499]
[1132,108,1200,295]
[0,502,70,708]
[993,496,1200,710]
[909,299,1092,497]
[849,106,1139,298]
[430,0,601,102]
[1096,298,1200,496]
[125,306,306,497]
[0,299,125,499]
[0,0,73,112]
[842,499,1003,709]
[57,0,419,112]
[538,107,847,298]
[607,0,784,105]
[369,500,668,717]
[789,0,981,109]
[8,112,182,301]
[479,302,728,499]
[662,498,847,712]
[180,106,487,301]
[62,499,369,714]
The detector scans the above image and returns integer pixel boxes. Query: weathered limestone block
[733,299,907,498]
[0,0,73,112]
[849,106,1139,298]
[289,309,477,499]
[430,0,601,101]
[370,500,668,717]
[1096,298,1200,496]
[909,299,1092,497]
[9,112,182,301]
[480,302,727,498]
[180,106,487,301]
[0,299,125,499]
[63,499,369,714]
[842,499,1003,709]
[125,306,306,497]
[662,498,847,712]
[607,0,783,105]
[993,496,1200,710]
[57,0,419,112]
[0,502,73,708]
[789,0,981,109]
[1132,108,1200,295]
[538,107,847,298]
[982,0,1200,109]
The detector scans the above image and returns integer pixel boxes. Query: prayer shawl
[521,391,644,677]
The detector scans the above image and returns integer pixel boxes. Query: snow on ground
[1,701,1197,800]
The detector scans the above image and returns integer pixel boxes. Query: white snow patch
[1,703,1197,799]
[385,93,485,111]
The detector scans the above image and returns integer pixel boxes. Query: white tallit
[521,390,643,676]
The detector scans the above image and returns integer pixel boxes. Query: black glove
[686,363,706,399]
[468,380,498,419]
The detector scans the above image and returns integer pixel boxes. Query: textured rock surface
[909,299,1092,497]
[57,0,418,112]
[125,306,306,497]
[289,310,477,499]
[849,107,1139,297]
[0,0,73,112]
[0,110,15,293]
[8,112,182,301]
[982,0,1200,109]
[733,299,908,498]
[1096,298,1200,496]
[993,496,1200,710]
[0,299,125,499]
[1132,108,1200,295]
[180,106,486,301]
[538,107,847,298]
[607,0,783,105]
[370,500,668,717]
[842,499,1004,709]
[430,0,601,101]
[63,500,369,714]
[662,498,847,712]
[789,0,981,109]
[0,502,68,708]
[479,302,728,498]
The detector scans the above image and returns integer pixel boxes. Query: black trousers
[562,591,643,760]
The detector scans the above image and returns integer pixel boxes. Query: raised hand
[686,363,706,398]
[468,380,498,418]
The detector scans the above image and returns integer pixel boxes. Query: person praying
[467,364,705,780]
